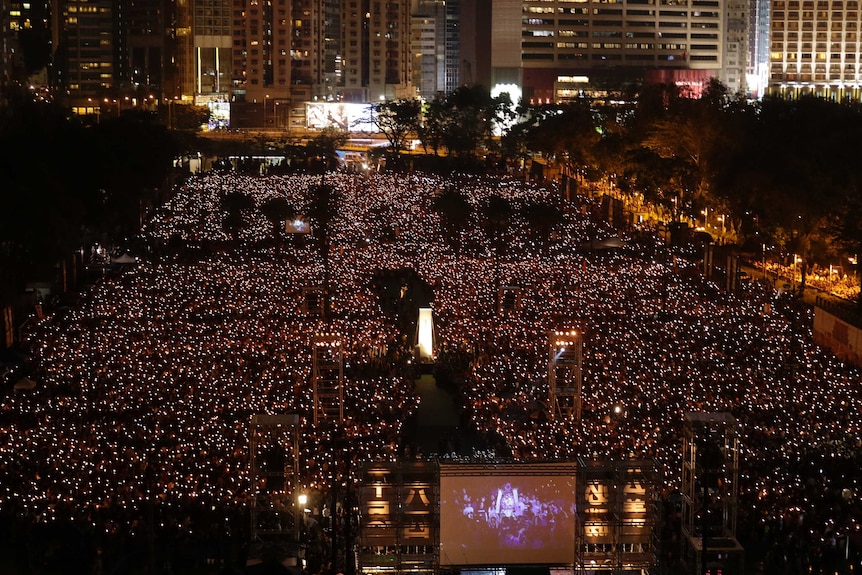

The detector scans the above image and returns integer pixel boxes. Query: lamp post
[296,492,307,543]
[264,94,270,127]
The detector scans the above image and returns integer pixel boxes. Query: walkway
[400,373,486,458]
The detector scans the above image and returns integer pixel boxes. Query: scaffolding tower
[577,458,657,575]
[548,329,583,419]
[302,286,327,317]
[313,332,344,425]
[498,286,522,315]
[681,413,744,575]
[358,461,439,575]
[249,414,301,543]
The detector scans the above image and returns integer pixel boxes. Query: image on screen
[440,473,576,566]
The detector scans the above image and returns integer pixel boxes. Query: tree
[162,103,211,131]
[307,127,348,173]
[417,97,445,156]
[432,187,473,255]
[522,100,600,171]
[622,147,698,223]
[89,111,178,240]
[522,201,564,256]
[259,197,296,252]
[373,99,422,169]
[482,195,512,312]
[0,95,91,302]
[308,183,341,319]
[638,79,743,229]
[745,96,857,294]
[831,189,862,310]
[436,85,511,162]
[220,191,255,243]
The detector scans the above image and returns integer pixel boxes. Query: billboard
[306,102,376,132]
[286,217,311,234]
[439,464,577,566]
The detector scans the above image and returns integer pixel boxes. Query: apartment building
[342,0,413,102]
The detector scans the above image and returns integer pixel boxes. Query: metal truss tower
[312,332,344,425]
[249,414,301,543]
[548,329,583,419]
[681,412,744,575]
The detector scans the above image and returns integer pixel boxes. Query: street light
[296,492,308,543]
[264,94,270,127]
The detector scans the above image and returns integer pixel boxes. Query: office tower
[52,0,175,116]
[1,0,19,98]
[768,0,862,101]
[467,0,738,103]
[341,0,413,102]
[459,0,490,88]
[55,0,114,110]
[117,0,169,98]
[169,0,233,105]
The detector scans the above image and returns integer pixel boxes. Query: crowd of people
[1,170,860,573]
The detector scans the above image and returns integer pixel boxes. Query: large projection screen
[440,464,577,566]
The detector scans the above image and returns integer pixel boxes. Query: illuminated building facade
[56,0,113,103]
[411,0,445,99]
[410,0,460,100]
[230,0,291,104]
[747,0,771,96]
[473,0,742,103]
[53,0,175,116]
[190,0,231,102]
[767,0,862,101]
[2,0,54,96]
[341,0,413,102]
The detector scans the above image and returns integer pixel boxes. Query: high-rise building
[118,0,169,97]
[52,0,175,116]
[442,0,459,93]
[767,0,862,101]
[231,0,288,103]
[41,0,418,124]
[459,0,491,88]
[341,0,413,102]
[55,0,114,109]
[1,0,53,101]
[175,0,231,124]
[410,0,460,99]
[411,0,445,99]
[287,0,327,103]
[463,0,745,103]
[322,0,343,100]
[722,0,749,93]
